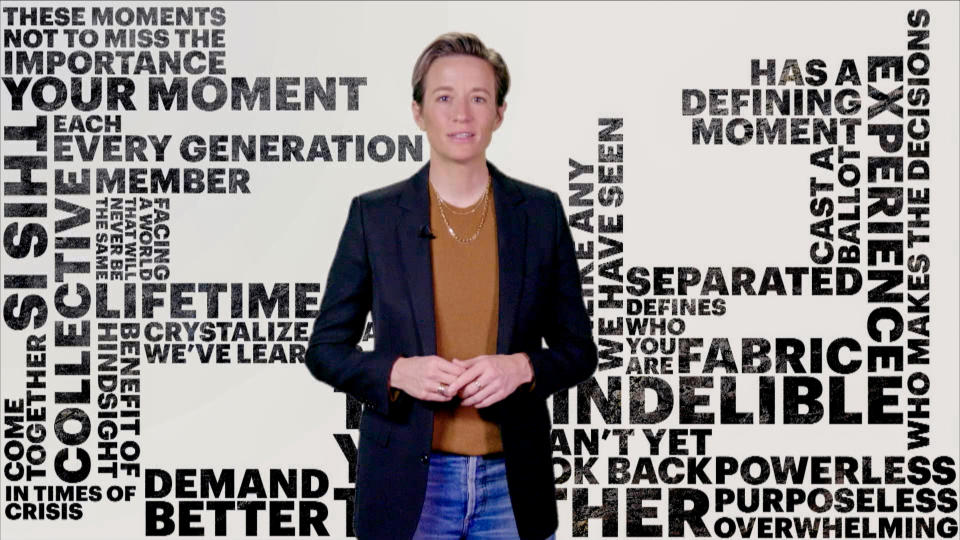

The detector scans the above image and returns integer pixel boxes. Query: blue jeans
[412,452,556,540]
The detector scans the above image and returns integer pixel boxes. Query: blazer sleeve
[305,196,401,417]
[525,192,599,400]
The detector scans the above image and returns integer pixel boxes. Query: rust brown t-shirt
[428,179,503,454]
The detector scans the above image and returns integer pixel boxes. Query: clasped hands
[389,353,533,408]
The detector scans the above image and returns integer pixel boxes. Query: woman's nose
[453,99,471,122]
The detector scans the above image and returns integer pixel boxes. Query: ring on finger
[438,383,447,395]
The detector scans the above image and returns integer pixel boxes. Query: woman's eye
[438,96,449,102]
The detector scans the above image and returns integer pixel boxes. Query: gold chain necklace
[440,182,488,215]
[431,177,492,244]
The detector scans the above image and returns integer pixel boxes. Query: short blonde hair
[411,32,510,107]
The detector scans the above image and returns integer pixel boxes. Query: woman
[306,32,597,540]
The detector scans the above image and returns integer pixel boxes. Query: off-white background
[1,1,958,538]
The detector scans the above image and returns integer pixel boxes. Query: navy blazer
[306,161,597,540]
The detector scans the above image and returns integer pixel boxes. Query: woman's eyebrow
[430,86,492,95]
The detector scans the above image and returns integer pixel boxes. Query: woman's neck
[428,158,490,208]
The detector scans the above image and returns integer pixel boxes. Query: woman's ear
[412,101,425,130]
[493,101,507,131]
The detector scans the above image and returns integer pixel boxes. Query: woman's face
[412,55,507,167]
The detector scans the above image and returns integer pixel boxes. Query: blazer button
[420,454,430,465]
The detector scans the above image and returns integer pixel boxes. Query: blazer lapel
[396,163,437,355]
[395,161,527,357]
[488,161,526,355]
